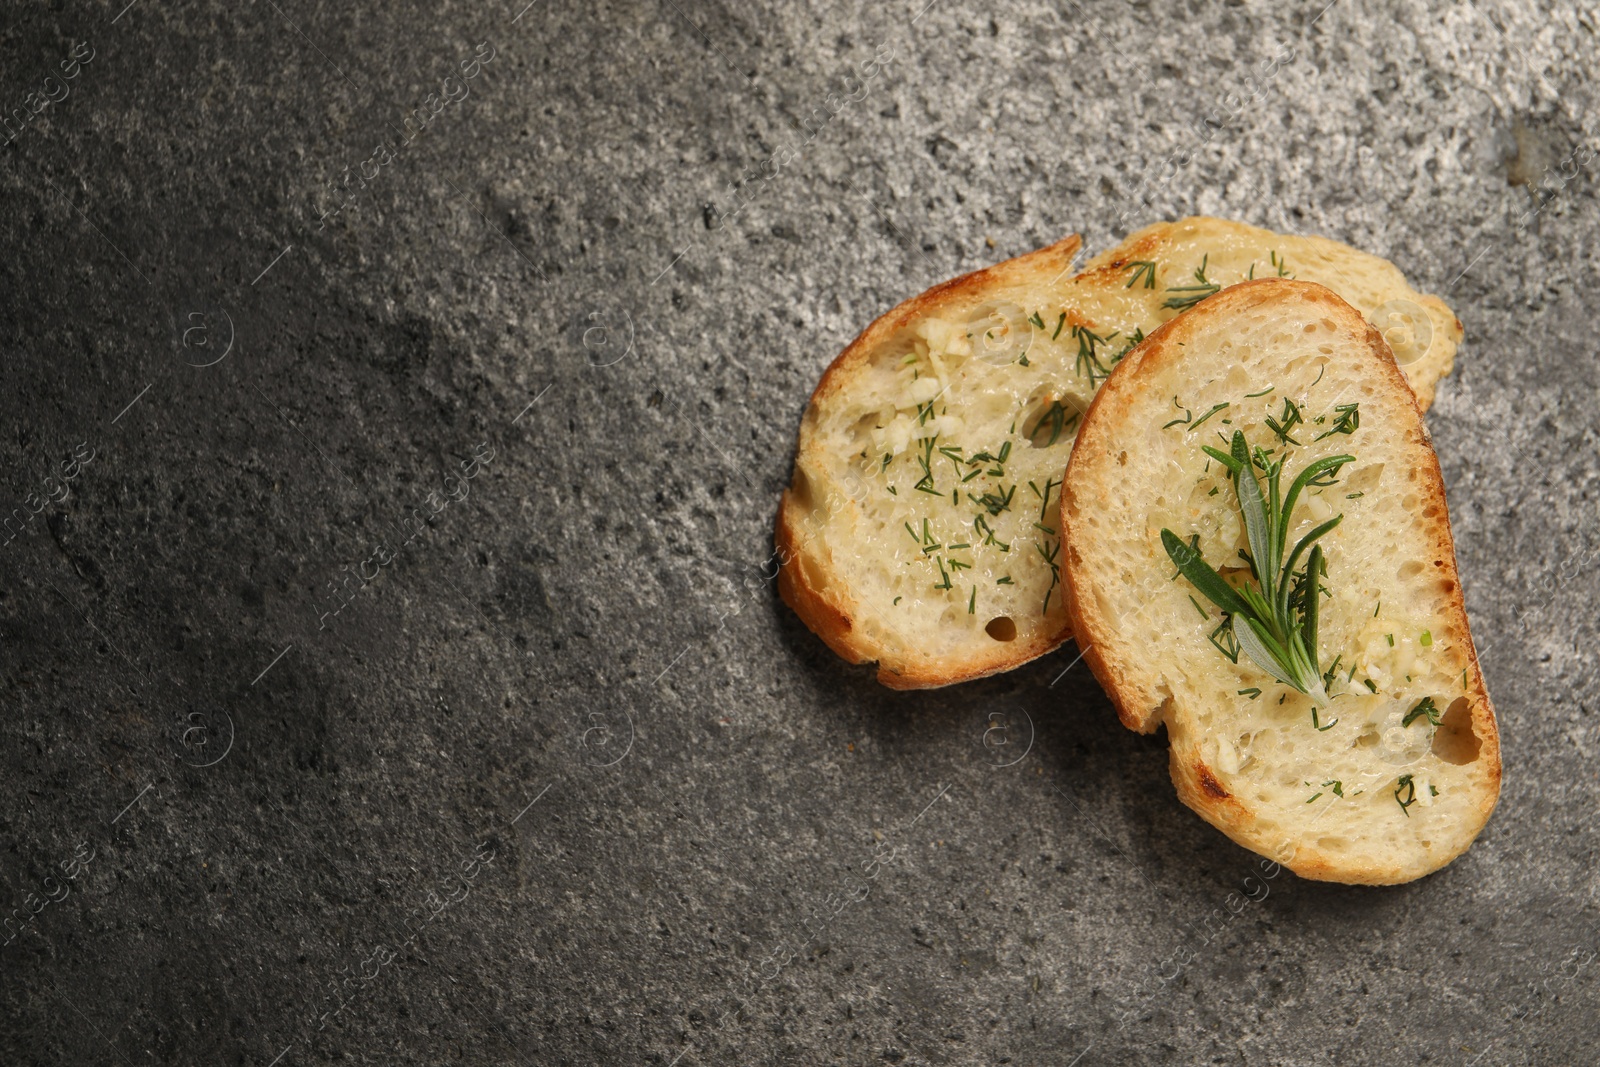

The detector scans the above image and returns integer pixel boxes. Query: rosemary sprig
[1162,254,1220,311]
[1162,429,1355,709]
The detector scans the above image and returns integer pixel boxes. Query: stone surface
[1,1,1597,1064]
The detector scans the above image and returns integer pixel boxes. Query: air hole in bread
[1023,393,1083,449]
[847,411,882,449]
[985,616,1017,642]
[799,551,830,593]
[1432,697,1481,765]
[1397,560,1424,580]
[788,469,815,511]
[1117,451,1128,467]
[1344,463,1385,494]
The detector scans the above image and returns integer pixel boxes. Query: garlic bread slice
[778,217,1463,689]
[1061,279,1500,884]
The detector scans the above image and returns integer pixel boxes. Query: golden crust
[1060,279,1501,884]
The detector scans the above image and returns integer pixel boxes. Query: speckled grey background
[1,1,1597,1064]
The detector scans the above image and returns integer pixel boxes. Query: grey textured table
[2,1,1597,1064]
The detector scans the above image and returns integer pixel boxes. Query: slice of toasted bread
[1061,279,1500,884]
[778,217,1463,689]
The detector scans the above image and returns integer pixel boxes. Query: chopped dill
[1314,403,1360,441]
[1125,260,1158,289]
[1036,538,1062,614]
[970,482,1016,516]
[1263,397,1305,445]
[1394,774,1417,817]
[1190,402,1229,430]
[1162,253,1220,310]
[1072,325,1119,387]
[1403,696,1441,728]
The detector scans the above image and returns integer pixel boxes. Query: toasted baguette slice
[1061,279,1500,884]
[778,217,1463,689]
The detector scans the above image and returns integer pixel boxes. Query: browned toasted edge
[1060,279,1501,883]
[775,235,1084,689]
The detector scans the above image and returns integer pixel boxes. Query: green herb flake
[1394,774,1417,817]
[1403,696,1441,728]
